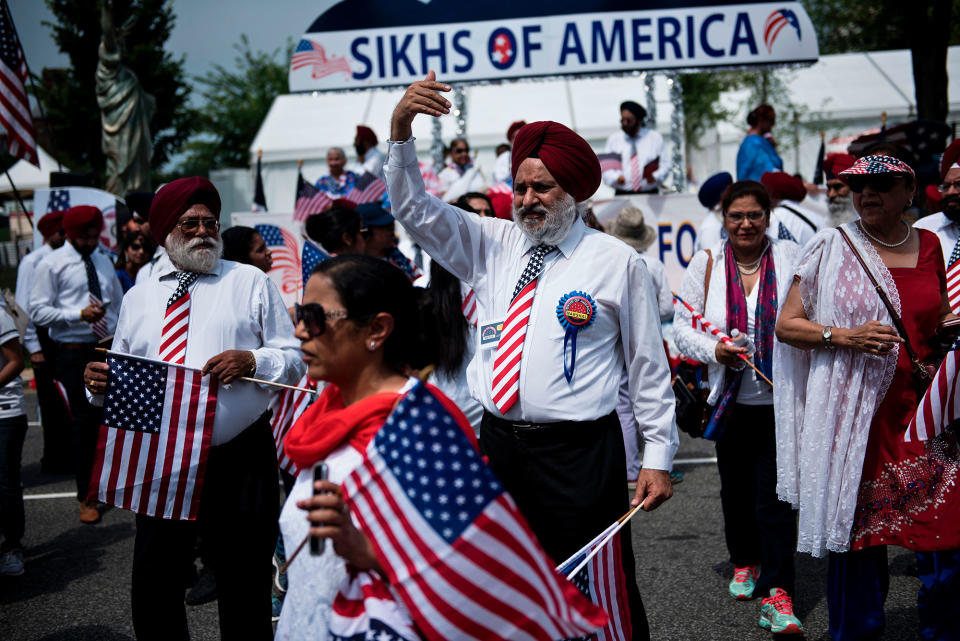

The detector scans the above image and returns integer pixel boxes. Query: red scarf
[284,385,400,473]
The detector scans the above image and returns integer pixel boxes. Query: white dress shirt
[493,150,512,184]
[773,202,827,247]
[602,128,671,191]
[135,246,171,285]
[15,243,52,353]
[106,260,305,445]
[640,255,674,323]
[29,242,122,343]
[438,164,486,202]
[385,138,678,471]
[914,212,959,266]
[353,146,385,178]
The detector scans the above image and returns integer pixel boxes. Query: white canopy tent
[0,146,64,196]
[247,46,960,212]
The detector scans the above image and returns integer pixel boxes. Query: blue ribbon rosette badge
[556,291,597,383]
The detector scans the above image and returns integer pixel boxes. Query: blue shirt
[736,134,783,182]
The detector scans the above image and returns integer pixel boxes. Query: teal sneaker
[759,588,804,635]
[728,565,759,600]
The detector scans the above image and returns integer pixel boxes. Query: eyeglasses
[939,180,960,193]
[294,303,349,338]
[846,175,904,193]
[176,217,220,233]
[724,211,766,223]
[128,244,144,251]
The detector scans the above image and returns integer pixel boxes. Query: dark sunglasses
[846,175,904,193]
[294,303,350,338]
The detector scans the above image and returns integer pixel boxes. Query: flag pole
[564,500,645,579]
[95,348,318,395]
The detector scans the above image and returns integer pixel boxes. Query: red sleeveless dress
[850,229,960,551]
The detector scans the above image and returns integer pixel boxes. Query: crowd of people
[0,71,958,641]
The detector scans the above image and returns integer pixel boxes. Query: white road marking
[24,492,76,501]
[673,457,718,465]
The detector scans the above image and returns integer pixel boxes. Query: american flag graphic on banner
[345,171,387,205]
[906,339,960,443]
[290,39,352,79]
[597,153,622,174]
[47,188,70,212]
[255,224,302,295]
[556,527,632,641]
[301,238,331,290]
[295,171,333,221]
[0,0,37,166]
[342,382,607,641]
[269,374,316,475]
[91,354,217,520]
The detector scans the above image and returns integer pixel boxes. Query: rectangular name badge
[479,320,504,349]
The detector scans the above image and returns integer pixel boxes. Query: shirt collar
[519,216,586,259]
[158,259,223,280]
[934,213,958,232]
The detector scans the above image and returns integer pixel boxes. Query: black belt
[481,410,618,443]
[57,341,98,350]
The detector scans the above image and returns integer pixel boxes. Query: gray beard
[513,194,578,245]
[167,234,222,273]
[827,195,858,227]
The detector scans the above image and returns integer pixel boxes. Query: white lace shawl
[773,222,900,557]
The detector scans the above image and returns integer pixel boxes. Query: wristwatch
[822,326,835,350]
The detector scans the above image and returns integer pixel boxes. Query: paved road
[2,391,924,640]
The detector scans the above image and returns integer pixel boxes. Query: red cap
[355,125,378,146]
[511,121,601,202]
[37,210,65,238]
[761,171,807,203]
[62,206,103,241]
[149,177,221,246]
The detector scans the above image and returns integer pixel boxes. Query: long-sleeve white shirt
[602,128,671,192]
[353,146,385,179]
[15,244,52,353]
[640,255,674,323]
[29,242,122,343]
[106,259,305,445]
[385,138,678,471]
[914,212,958,266]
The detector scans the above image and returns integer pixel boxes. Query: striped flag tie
[491,244,555,414]
[946,237,960,314]
[159,272,200,364]
[628,139,644,192]
[81,254,108,339]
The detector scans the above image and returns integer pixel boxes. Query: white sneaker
[0,549,24,576]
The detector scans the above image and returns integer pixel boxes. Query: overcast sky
[10,0,337,83]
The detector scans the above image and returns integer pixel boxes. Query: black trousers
[131,416,279,641]
[34,328,72,473]
[54,343,102,501]
[715,403,797,594]
[480,410,649,641]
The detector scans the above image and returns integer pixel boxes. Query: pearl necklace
[858,220,911,248]
[735,242,766,275]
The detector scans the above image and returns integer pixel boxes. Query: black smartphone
[310,461,329,556]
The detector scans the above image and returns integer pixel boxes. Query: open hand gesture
[390,71,452,141]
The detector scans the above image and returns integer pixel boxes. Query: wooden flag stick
[566,500,645,579]
[95,348,318,395]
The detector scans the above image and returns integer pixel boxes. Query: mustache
[517,205,548,218]
[942,193,960,207]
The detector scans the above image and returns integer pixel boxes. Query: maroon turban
[511,121,601,202]
[149,177,221,246]
[62,206,103,240]
[823,153,855,180]
[356,125,378,146]
[761,171,806,203]
[37,210,65,238]
[941,139,960,181]
[506,120,526,142]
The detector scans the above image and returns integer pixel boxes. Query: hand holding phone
[310,461,329,556]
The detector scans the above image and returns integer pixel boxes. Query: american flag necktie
[159,272,200,364]
[629,138,643,192]
[82,254,108,339]
[491,245,555,414]
[947,235,960,314]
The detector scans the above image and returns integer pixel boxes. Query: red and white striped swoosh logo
[490,279,538,413]
[89,294,108,338]
[947,262,960,314]
[159,293,191,364]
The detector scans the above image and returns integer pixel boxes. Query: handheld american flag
[256,224,302,295]
[345,171,387,205]
[598,153,622,174]
[946,246,960,314]
[301,238,331,289]
[269,373,316,475]
[342,382,607,641]
[906,338,960,443]
[91,354,217,520]
[295,171,333,221]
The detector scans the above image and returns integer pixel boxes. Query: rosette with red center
[556,291,597,383]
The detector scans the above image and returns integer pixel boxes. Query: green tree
[175,36,291,178]
[34,0,192,186]
[679,72,737,156]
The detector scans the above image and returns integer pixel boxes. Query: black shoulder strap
[781,204,817,232]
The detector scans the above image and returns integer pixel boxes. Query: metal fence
[0,240,34,269]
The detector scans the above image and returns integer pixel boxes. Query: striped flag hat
[839,154,915,179]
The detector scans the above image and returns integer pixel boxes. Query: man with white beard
[823,153,858,227]
[83,177,304,641]
[385,72,678,641]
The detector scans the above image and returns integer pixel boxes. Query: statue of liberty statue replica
[96,0,155,194]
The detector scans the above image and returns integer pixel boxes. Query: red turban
[149,177,221,246]
[62,206,103,240]
[37,210,65,238]
[506,120,526,142]
[356,125,378,146]
[941,139,960,181]
[823,153,855,180]
[511,121,601,202]
[761,171,806,203]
